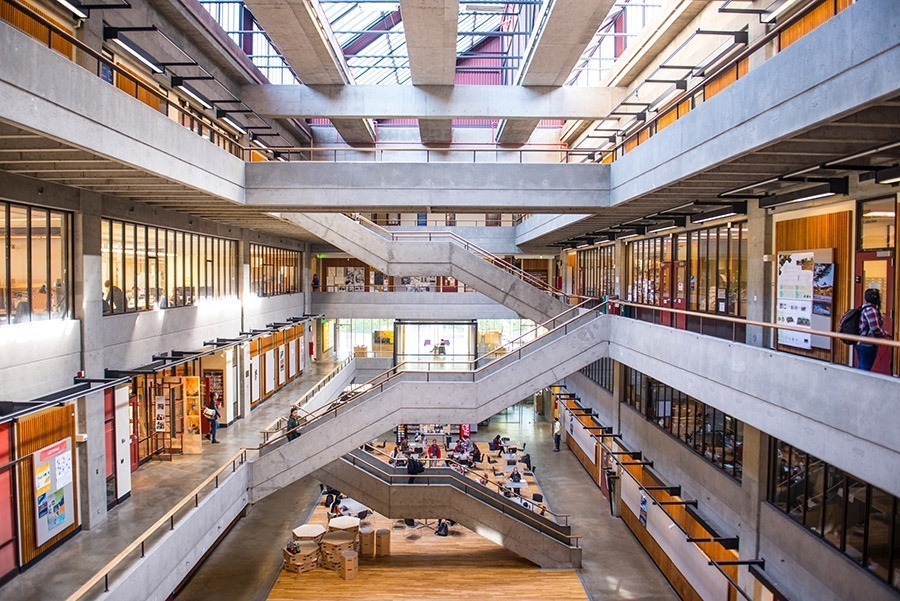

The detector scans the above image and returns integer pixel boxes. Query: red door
[854,251,894,375]
[129,394,140,472]
[673,261,687,329]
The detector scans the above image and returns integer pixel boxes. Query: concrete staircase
[312,448,581,568]
[249,305,608,501]
[288,212,571,323]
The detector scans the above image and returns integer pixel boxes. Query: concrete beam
[242,0,374,145]
[497,0,616,144]
[418,118,453,145]
[401,0,459,85]
[246,162,609,211]
[240,84,626,120]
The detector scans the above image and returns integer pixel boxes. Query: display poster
[321,319,334,352]
[460,423,471,439]
[264,349,275,393]
[154,395,167,432]
[250,356,261,403]
[777,250,834,350]
[278,345,287,384]
[287,342,296,379]
[33,438,76,546]
[560,404,597,460]
[203,370,224,402]
[182,376,203,454]
[344,266,365,291]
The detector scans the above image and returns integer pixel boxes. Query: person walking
[552,417,561,452]
[857,288,890,371]
[285,407,302,441]
[204,393,221,443]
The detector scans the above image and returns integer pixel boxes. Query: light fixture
[762,0,802,24]
[103,26,163,74]
[758,180,847,209]
[216,110,248,135]
[824,142,900,166]
[863,211,896,218]
[691,202,747,224]
[55,0,88,19]
[250,135,269,150]
[171,76,213,110]
[648,224,677,234]
[875,165,900,185]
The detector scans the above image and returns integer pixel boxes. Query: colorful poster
[154,395,167,432]
[33,438,76,546]
[776,252,815,349]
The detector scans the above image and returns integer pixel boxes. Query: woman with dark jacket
[857,288,890,371]
[204,393,221,443]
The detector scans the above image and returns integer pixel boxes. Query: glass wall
[250,243,301,297]
[575,244,616,298]
[769,438,899,591]
[395,320,477,371]
[0,201,71,324]
[580,357,614,392]
[623,367,743,480]
[626,222,748,317]
[101,219,236,315]
[334,318,396,359]
[476,318,541,356]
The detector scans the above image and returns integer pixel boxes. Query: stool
[340,550,358,580]
[292,523,326,544]
[320,531,357,570]
[359,526,376,557]
[283,541,319,574]
[375,528,391,557]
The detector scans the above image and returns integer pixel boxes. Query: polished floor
[267,504,588,600]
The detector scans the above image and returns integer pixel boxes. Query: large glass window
[101,218,235,314]
[575,244,616,298]
[623,367,743,480]
[859,197,896,250]
[249,243,301,297]
[768,438,900,590]
[580,357,614,392]
[0,202,71,325]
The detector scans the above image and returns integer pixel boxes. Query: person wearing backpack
[856,288,890,371]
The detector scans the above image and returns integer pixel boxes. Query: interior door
[854,251,894,375]
[659,262,673,326]
[129,393,140,471]
[673,261,687,329]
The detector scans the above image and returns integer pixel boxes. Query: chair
[532,493,543,503]
[521,442,526,450]
[324,493,335,508]
[487,457,497,464]
[358,510,370,520]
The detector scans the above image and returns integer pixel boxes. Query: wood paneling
[0,0,74,60]
[15,404,78,565]
[705,66,738,101]
[657,108,677,133]
[780,0,835,50]
[269,504,587,600]
[775,210,852,363]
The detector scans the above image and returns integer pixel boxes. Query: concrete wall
[311,291,519,319]
[0,319,81,400]
[243,293,306,331]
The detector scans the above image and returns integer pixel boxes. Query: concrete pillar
[302,243,312,373]
[745,199,773,347]
[74,191,108,528]
[239,238,251,332]
[737,424,768,593]
[614,240,628,299]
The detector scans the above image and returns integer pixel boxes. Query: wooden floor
[267,503,587,600]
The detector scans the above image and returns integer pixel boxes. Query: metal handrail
[362,443,568,523]
[260,356,353,441]
[342,448,581,546]
[349,213,587,302]
[67,450,248,600]
[611,299,900,352]
[258,300,605,449]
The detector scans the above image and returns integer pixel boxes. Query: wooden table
[329,515,361,532]
[292,523,327,543]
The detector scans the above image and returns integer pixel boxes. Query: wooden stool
[359,526,376,557]
[340,550,358,580]
[292,523,326,544]
[375,528,391,557]
[320,531,357,570]
[283,541,319,574]
[328,515,360,535]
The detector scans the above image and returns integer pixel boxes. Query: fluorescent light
[221,115,247,135]
[648,224,677,234]
[693,211,738,224]
[175,82,212,110]
[875,165,900,185]
[863,211,896,218]
[55,0,88,19]
[111,37,163,74]
[761,0,801,23]
[251,138,269,150]
[758,181,844,209]
[617,232,640,240]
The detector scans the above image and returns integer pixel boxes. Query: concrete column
[302,243,312,373]
[614,240,628,299]
[745,199,773,347]
[239,238,251,332]
[737,424,768,593]
[74,191,108,528]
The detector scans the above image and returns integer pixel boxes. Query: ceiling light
[648,224,677,234]
[761,0,802,23]
[758,179,848,209]
[216,111,247,135]
[875,165,900,185]
[104,26,163,74]
[172,77,212,110]
[251,137,269,150]
[824,142,900,166]
[863,211,896,218]
[55,0,88,19]
[691,202,747,224]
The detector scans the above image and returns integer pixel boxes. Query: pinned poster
[33,438,76,546]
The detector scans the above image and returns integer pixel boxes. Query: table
[500,463,527,474]
[450,452,470,462]
[506,480,527,490]
[329,515,361,532]
[500,452,519,461]
[337,498,369,518]
[291,523,326,543]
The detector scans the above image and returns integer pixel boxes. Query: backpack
[838,307,862,344]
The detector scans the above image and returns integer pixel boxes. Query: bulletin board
[33,438,75,546]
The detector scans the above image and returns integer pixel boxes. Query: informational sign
[460,423,471,439]
[33,438,76,546]
[321,319,334,352]
[777,250,834,350]
[278,346,286,384]
[154,395,167,432]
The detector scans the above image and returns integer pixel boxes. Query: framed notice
[33,438,76,546]
[776,249,834,350]
[154,395,167,433]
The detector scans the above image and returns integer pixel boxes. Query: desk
[450,452,470,462]
[329,515,361,532]
[500,452,519,462]
[506,480,526,490]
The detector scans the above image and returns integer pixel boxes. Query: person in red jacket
[428,439,442,460]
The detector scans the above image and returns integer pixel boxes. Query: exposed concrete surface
[311,290,520,320]
[400,0,459,86]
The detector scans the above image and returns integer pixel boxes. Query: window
[859,197,896,250]
[768,438,899,591]
[101,218,235,314]
[575,244,616,298]
[580,358,614,392]
[0,201,71,325]
[623,367,743,480]
[250,243,301,297]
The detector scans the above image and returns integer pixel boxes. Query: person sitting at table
[453,439,466,455]
[428,439,442,460]
[490,434,502,451]
[509,467,522,483]
[329,495,344,518]
[399,437,411,454]
[471,444,482,465]
[390,444,407,467]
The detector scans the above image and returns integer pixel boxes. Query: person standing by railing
[857,288,890,371]
[553,418,562,452]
